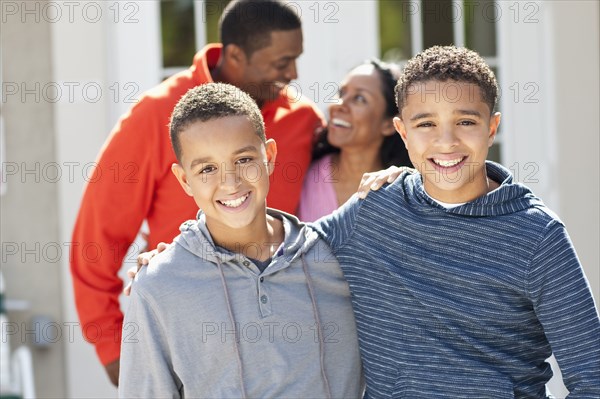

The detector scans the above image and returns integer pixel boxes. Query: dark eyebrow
[190,157,211,168]
[189,145,259,168]
[233,145,259,155]
[339,86,375,96]
[274,56,294,64]
[410,112,435,122]
[409,110,482,122]
[454,109,482,117]
[356,87,376,96]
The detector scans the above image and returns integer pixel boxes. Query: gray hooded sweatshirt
[119,209,363,398]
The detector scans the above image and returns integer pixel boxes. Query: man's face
[238,29,303,104]
[394,80,501,204]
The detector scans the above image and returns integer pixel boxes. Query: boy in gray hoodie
[118,83,363,398]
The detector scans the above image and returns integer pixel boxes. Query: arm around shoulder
[311,194,363,252]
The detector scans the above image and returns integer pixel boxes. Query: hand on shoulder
[123,242,170,296]
[356,166,415,199]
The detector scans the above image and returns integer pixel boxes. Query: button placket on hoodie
[239,257,273,318]
[256,262,273,318]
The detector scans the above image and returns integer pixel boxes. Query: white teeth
[331,118,352,128]
[220,193,249,208]
[433,158,463,167]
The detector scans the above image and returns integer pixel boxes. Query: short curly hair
[395,46,498,115]
[170,83,265,163]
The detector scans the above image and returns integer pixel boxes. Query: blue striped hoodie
[313,161,600,398]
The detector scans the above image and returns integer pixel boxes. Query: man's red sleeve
[70,99,161,365]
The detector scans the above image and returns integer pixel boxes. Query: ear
[171,163,194,197]
[381,118,396,137]
[264,139,278,176]
[393,116,408,146]
[488,112,501,147]
[222,44,248,68]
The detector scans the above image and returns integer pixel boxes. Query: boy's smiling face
[394,80,501,203]
[172,115,276,232]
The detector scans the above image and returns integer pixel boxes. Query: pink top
[297,154,340,222]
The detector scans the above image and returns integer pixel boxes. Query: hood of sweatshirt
[403,161,548,217]
[173,208,320,267]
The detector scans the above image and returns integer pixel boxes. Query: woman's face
[327,64,395,151]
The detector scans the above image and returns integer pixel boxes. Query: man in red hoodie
[70,0,324,386]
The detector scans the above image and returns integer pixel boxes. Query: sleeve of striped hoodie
[528,220,600,397]
[311,194,363,252]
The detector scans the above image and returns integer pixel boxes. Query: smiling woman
[297,59,412,221]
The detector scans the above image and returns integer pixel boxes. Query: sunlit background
[2,1,598,397]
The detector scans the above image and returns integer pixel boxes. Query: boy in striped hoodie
[315,46,599,398]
